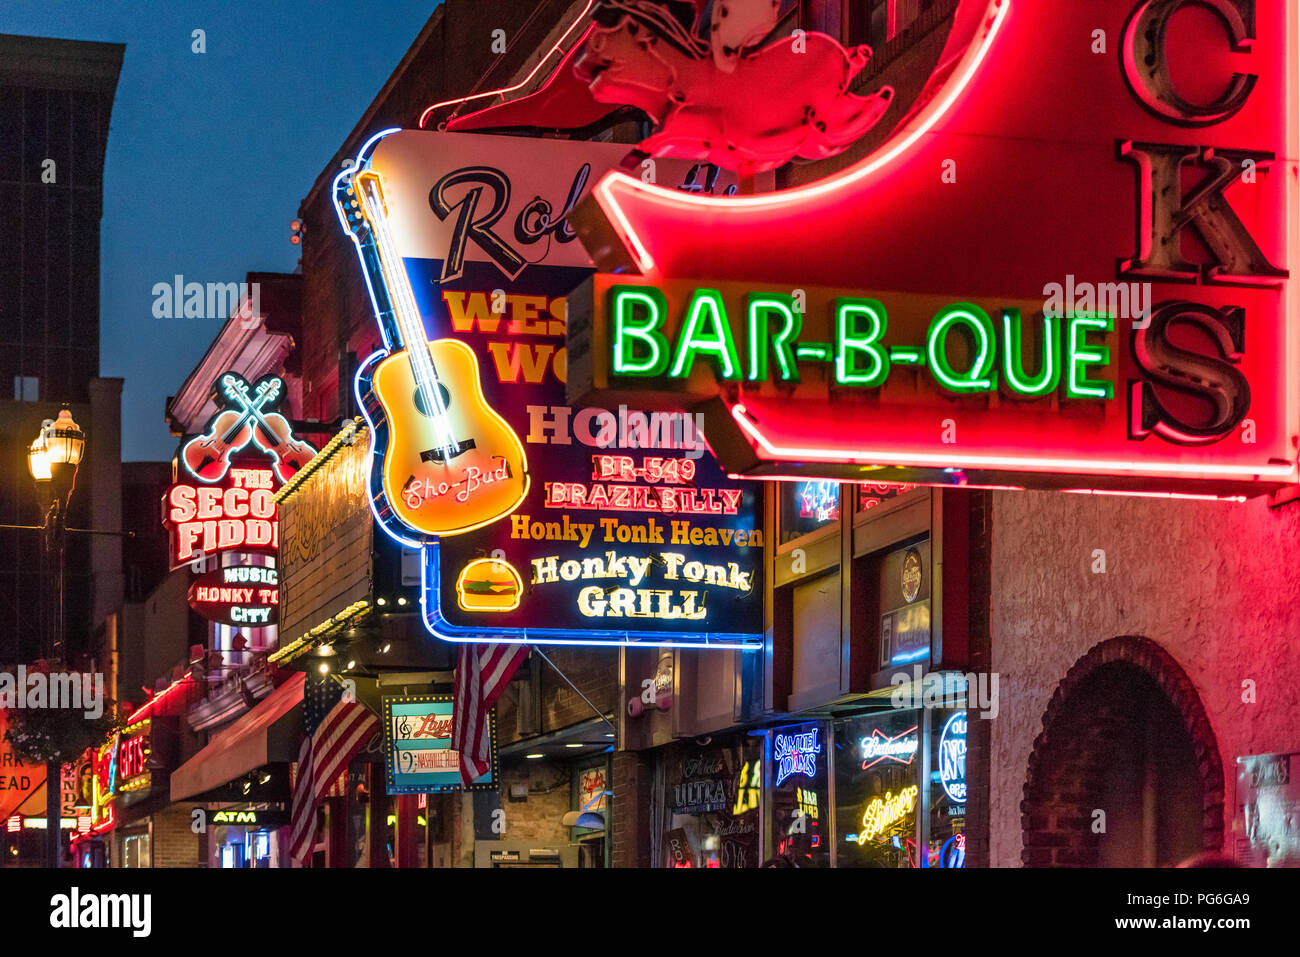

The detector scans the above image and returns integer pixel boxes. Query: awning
[170,673,305,802]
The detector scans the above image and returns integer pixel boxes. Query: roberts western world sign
[335,129,765,648]
[566,0,1299,498]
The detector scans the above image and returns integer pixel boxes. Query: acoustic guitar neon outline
[342,169,530,538]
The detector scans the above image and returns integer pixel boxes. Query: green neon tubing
[1000,310,1060,397]
[835,298,889,387]
[928,303,997,393]
[747,294,801,382]
[669,289,740,380]
[1065,315,1113,400]
[611,286,669,377]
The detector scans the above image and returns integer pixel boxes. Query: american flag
[289,674,378,868]
[453,643,528,786]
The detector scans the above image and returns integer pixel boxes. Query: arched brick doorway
[1021,636,1223,867]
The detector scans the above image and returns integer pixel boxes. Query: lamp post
[28,407,85,869]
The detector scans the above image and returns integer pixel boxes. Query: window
[847,0,937,49]
[13,376,37,401]
[121,832,150,868]
[779,480,841,545]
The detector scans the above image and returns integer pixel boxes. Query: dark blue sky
[4,1,438,460]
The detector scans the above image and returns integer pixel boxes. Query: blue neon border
[335,127,762,651]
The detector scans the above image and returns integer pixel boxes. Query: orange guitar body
[371,337,529,536]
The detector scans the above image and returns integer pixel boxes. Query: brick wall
[610,750,652,869]
[964,490,992,869]
[494,760,572,843]
[150,803,203,868]
[1018,636,1223,868]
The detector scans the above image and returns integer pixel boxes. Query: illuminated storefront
[661,735,761,868]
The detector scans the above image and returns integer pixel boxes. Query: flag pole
[530,648,618,736]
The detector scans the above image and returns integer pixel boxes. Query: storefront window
[856,482,919,513]
[927,709,967,868]
[574,761,610,868]
[834,710,921,867]
[779,480,841,544]
[766,722,830,867]
[663,736,761,868]
[879,540,931,669]
[121,831,150,868]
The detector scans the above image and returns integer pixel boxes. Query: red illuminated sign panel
[567,0,1298,498]
[118,735,146,782]
[167,466,278,566]
[168,372,314,567]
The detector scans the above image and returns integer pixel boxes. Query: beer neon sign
[858,785,919,843]
[939,711,968,804]
[773,727,822,787]
[860,725,920,770]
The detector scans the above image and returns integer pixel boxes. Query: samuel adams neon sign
[773,727,821,787]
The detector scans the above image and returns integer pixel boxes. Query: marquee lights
[858,785,919,843]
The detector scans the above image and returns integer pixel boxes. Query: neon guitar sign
[337,165,530,540]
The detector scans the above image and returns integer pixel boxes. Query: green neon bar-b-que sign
[608,285,1114,401]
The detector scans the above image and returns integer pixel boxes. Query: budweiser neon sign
[860,725,920,770]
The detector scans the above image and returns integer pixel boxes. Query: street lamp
[27,406,85,869]
[27,426,52,483]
